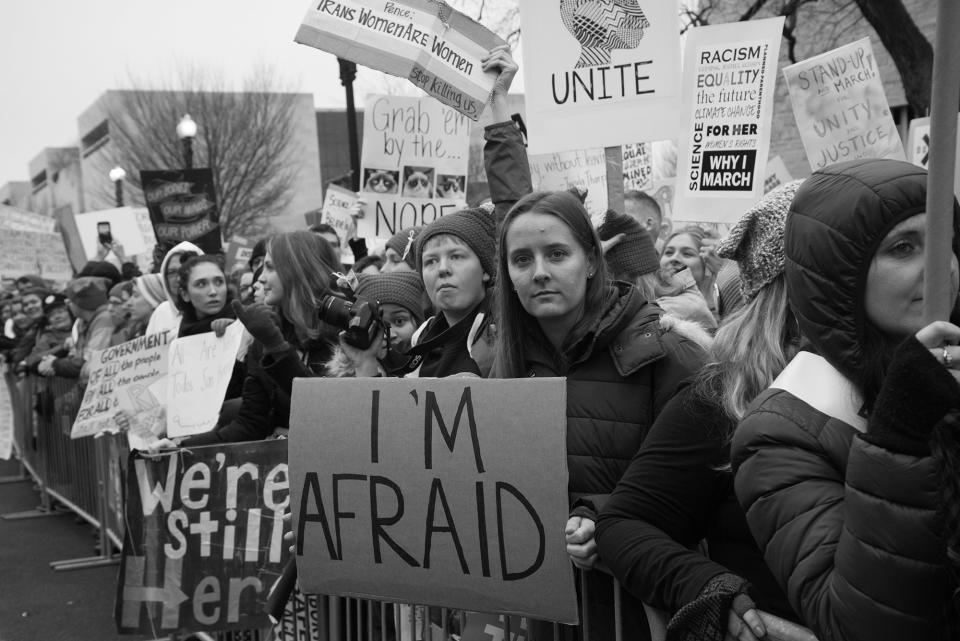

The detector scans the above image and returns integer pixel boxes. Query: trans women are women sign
[296,0,505,120]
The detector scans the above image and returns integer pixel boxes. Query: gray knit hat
[385,226,422,269]
[717,179,804,301]
[355,271,426,326]
[415,208,497,280]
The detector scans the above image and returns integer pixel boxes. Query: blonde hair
[693,274,799,422]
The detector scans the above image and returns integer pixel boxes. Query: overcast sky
[0,0,524,185]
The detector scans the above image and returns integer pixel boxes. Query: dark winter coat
[596,384,794,620]
[521,283,707,515]
[732,159,960,641]
[484,119,532,226]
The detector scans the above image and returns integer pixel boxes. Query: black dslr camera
[317,294,383,349]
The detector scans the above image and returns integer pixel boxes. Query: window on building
[81,120,110,157]
[31,170,47,193]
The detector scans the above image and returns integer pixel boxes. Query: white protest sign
[764,155,794,194]
[357,95,470,239]
[71,331,174,439]
[0,205,56,233]
[528,149,609,218]
[289,377,579,624]
[907,115,960,197]
[783,37,905,171]
[166,322,244,438]
[674,17,784,224]
[0,229,74,283]
[74,206,157,261]
[622,143,653,192]
[321,185,358,244]
[519,0,681,154]
[295,0,506,120]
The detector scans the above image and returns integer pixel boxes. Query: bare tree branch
[101,64,299,241]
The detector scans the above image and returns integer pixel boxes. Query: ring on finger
[944,346,954,366]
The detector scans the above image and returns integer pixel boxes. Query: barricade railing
[1,365,817,640]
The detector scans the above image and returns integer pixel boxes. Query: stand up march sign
[289,377,579,624]
[116,440,290,635]
[783,37,905,171]
[141,169,222,255]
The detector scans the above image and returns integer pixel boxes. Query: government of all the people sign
[295,0,506,120]
[519,0,682,154]
[289,377,579,624]
[783,37,905,171]
[115,441,290,635]
[674,17,784,223]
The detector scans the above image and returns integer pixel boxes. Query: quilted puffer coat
[732,159,960,641]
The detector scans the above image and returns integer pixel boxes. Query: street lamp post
[338,58,361,192]
[108,166,126,207]
[177,114,198,169]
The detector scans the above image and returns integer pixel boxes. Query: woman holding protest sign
[595,182,803,641]
[732,159,960,641]
[492,189,707,639]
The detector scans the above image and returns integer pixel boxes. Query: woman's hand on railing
[565,516,599,570]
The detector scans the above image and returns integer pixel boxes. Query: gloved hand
[231,300,287,352]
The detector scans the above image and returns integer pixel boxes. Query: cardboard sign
[224,236,256,274]
[115,440,290,634]
[519,0,682,154]
[783,37,905,171]
[295,0,506,120]
[289,377,578,624]
[622,143,653,192]
[71,331,174,439]
[140,169,222,255]
[165,322,244,438]
[357,95,470,238]
[321,185,358,246]
[0,228,73,283]
[528,149,609,218]
[674,17,784,223]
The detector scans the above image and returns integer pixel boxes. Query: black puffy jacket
[733,159,960,641]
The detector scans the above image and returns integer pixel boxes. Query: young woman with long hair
[732,159,960,641]
[493,189,707,639]
[174,254,235,337]
[595,182,804,641]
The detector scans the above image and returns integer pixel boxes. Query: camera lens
[318,294,354,330]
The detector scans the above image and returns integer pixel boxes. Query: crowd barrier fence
[1,366,816,641]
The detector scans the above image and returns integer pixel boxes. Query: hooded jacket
[732,159,960,641]
[145,241,202,337]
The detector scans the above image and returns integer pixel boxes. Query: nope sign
[289,377,578,624]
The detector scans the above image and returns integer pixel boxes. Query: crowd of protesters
[4,45,960,641]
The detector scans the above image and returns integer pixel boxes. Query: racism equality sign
[783,37,905,171]
[519,0,681,154]
[289,377,579,624]
[115,440,290,634]
[71,331,173,439]
[674,17,783,224]
[357,94,470,239]
[295,0,505,120]
[140,169,222,255]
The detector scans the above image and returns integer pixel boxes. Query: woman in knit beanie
[125,274,166,339]
[383,226,422,273]
[403,207,498,377]
[596,180,804,641]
